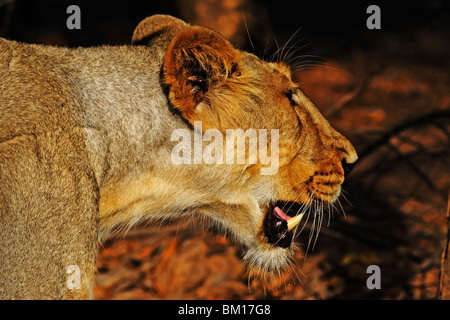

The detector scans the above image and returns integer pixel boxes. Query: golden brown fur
[0,15,357,299]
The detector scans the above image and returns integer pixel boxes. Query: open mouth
[263,201,305,248]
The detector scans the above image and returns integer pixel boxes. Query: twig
[358,110,450,161]
[437,189,450,299]
[325,62,385,118]
[386,142,445,199]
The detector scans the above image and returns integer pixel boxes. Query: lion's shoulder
[0,38,14,70]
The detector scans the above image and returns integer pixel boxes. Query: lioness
[0,15,357,299]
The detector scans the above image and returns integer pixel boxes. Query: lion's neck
[69,46,240,237]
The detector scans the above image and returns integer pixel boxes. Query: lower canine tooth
[287,213,304,231]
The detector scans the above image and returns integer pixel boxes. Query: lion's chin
[241,245,296,290]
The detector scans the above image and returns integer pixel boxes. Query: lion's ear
[132,15,188,45]
[163,26,239,121]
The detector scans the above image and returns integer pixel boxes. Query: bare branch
[437,190,450,299]
[358,111,450,160]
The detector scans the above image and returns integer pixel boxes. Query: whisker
[290,60,323,69]
[278,28,303,62]
[280,178,309,212]
[286,54,322,64]
[327,201,332,227]
[269,36,281,62]
[304,187,319,255]
[241,8,255,52]
[312,200,324,250]
[295,197,312,236]
[340,189,353,207]
[281,42,308,64]
[283,40,308,58]
[311,200,321,251]
[292,62,343,72]
[285,44,323,65]
[261,39,271,61]
[336,197,347,218]
[288,262,303,286]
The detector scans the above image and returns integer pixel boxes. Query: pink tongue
[274,206,292,221]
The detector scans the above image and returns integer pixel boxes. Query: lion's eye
[285,90,297,107]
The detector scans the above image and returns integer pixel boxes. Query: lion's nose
[341,158,356,177]
[337,134,358,177]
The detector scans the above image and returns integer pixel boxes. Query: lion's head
[133,15,358,287]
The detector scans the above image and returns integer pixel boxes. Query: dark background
[1,0,449,300]
[2,0,449,56]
